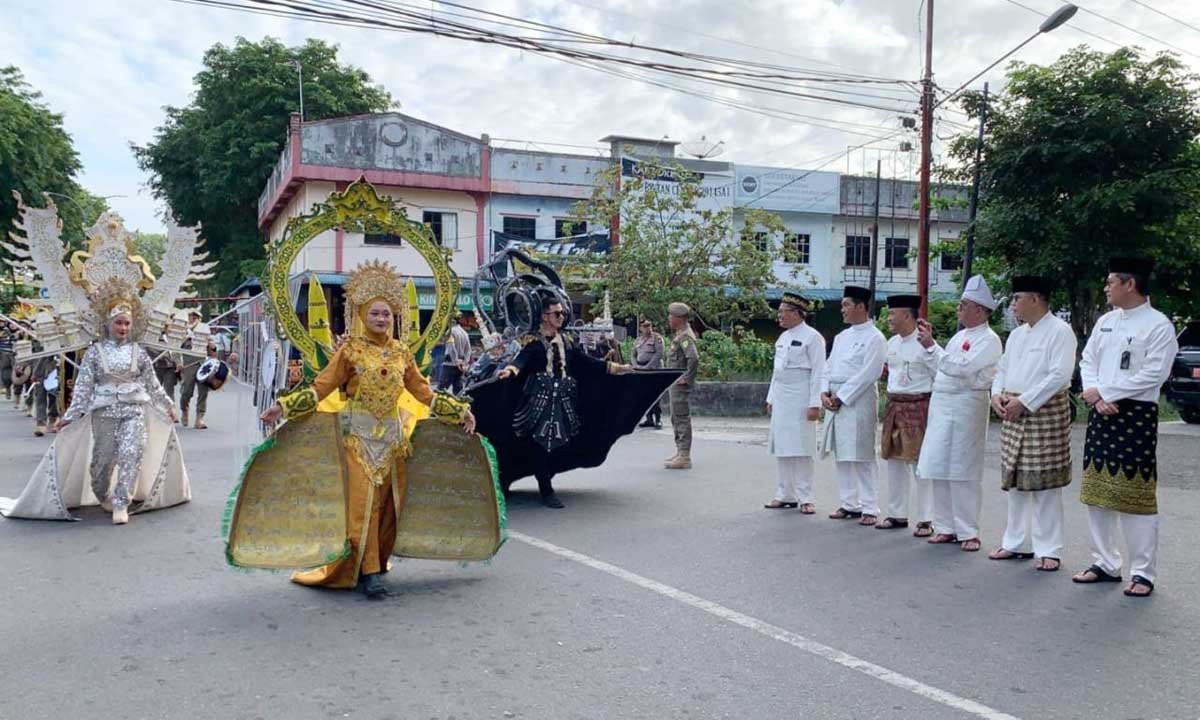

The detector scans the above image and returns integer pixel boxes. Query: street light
[915,2,1077,314]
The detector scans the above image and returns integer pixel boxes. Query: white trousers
[836,461,878,516]
[885,459,932,522]
[931,479,982,540]
[774,457,814,504]
[999,488,1064,559]
[1087,506,1160,583]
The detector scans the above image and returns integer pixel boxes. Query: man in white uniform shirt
[1073,257,1178,598]
[820,285,886,525]
[877,294,938,535]
[764,292,826,514]
[988,276,1077,572]
[916,276,1003,553]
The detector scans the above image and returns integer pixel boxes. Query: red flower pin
[962,339,972,352]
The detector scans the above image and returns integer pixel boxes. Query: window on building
[555,218,586,238]
[365,233,404,246]
[845,235,871,268]
[940,250,963,271]
[753,231,771,253]
[885,237,910,269]
[783,233,811,264]
[503,216,537,240]
[422,211,458,249]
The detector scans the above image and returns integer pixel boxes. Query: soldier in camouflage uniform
[665,302,700,469]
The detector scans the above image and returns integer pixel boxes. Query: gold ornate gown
[277,329,465,588]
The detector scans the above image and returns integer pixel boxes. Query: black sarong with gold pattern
[1080,399,1158,515]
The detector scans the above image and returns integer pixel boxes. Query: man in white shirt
[820,285,886,525]
[765,292,826,514]
[877,294,938,535]
[916,276,1003,553]
[987,276,1078,572]
[1072,257,1178,598]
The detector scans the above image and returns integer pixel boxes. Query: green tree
[55,187,110,253]
[944,47,1200,332]
[132,231,167,277]
[572,159,812,330]
[133,37,393,293]
[0,65,82,297]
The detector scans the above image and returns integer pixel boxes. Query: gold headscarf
[343,260,410,344]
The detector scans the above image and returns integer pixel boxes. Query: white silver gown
[0,340,191,520]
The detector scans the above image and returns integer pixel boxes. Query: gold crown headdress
[92,278,143,332]
[343,260,410,339]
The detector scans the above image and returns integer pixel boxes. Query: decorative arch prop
[263,178,459,369]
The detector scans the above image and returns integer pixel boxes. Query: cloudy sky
[4,0,1199,233]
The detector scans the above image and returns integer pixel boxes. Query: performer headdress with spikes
[343,260,410,340]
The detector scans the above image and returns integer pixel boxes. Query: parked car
[1166,321,1200,424]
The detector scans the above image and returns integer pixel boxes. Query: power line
[1127,0,1200,37]
[173,0,920,114]
[996,0,1123,48]
[1073,2,1200,59]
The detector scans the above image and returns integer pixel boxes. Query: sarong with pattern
[999,391,1072,491]
[1080,399,1159,514]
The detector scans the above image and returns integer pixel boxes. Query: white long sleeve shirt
[1080,300,1178,404]
[927,323,1003,393]
[991,313,1078,412]
[767,322,826,408]
[886,330,938,394]
[821,321,886,405]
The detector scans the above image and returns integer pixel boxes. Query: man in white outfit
[765,292,826,514]
[1073,257,1178,598]
[988,276,1077,572]
[820,285,886,526]
[877,294,938,536]
[916,276,1003,553]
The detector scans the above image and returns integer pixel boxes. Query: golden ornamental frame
[263,178,459,367]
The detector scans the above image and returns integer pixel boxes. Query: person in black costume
[474,294,678,508]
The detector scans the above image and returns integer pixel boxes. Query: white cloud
[3,0,1198,234]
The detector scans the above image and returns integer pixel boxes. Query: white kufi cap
[961,275,997,310]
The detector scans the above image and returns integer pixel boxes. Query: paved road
[2,387,1199,720]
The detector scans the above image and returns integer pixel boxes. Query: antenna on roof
[679,136,725,159]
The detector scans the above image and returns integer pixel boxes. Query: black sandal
[1123,575,1154,597]
[764,500,799,509]
[1072,564,1122,584]
[988,548,1034,561]
[828,508,862,520]
[1036,557,1061,572]
[875,517,909,530]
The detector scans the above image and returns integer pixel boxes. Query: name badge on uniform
[790,340,803,347]
[1120,350,1131,370]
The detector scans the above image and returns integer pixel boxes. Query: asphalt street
[2,386,1199,720]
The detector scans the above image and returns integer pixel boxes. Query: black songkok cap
[886,294,921,311]
[1011,276,1052,296]
[843,285,871,303]
[780,291,809,310]
[1108,256,1155,277]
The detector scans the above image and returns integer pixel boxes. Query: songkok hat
[668,302,691,318]
[780,291,809,310]
[1011,276,1052,296]
[1108,256,1155,277]
[843,285,871,304]
[961,275,997,310]
[886,294,921,311]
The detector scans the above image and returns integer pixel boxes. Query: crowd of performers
[2,250,1182,602]
[765,257,1177,599]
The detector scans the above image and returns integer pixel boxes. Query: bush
[697,328,773,381]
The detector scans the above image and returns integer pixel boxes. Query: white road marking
[511,530,1020,720]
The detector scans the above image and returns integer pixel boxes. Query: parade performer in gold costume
[259,261,477,598]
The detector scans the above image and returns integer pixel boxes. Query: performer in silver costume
[56,306,179,523]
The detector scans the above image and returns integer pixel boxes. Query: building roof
[597,134,680,146]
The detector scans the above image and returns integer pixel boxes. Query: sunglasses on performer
[545,310,566,318]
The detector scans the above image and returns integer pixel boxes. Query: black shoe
[541,493,565,509]
[360,573,389,599]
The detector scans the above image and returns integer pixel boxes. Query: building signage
[735,165,840,214]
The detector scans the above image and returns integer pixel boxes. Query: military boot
[665,452,691,470]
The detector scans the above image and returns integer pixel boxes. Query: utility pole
[916,0,934,318]
[961,82,988,288]
[290,59,304,122]
[867,157,882,318]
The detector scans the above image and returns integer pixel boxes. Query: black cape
[467,337,681,490]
